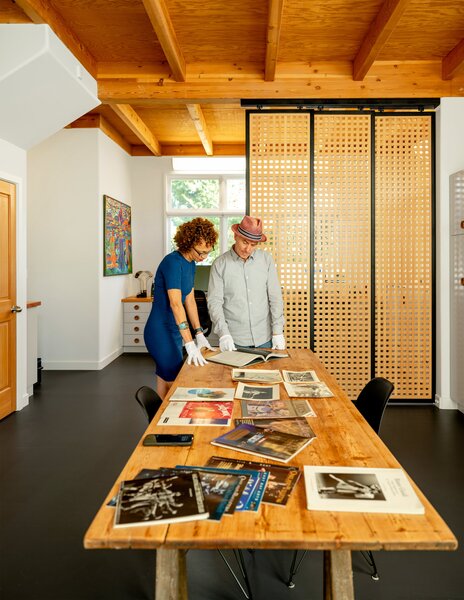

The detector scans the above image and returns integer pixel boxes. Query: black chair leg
[360,550,380,581]
[286,550,308,588]
[217,549,254,600]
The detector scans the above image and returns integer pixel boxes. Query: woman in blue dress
[144,218,218,398]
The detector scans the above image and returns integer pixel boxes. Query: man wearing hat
[207,215,285,351]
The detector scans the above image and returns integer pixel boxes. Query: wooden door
[0,179,17,420]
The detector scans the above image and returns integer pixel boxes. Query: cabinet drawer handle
[134,304,140,310]
[461,220,464,229]
[134,326,140,332]
[134,315,140,320]
[134,338,140,343]
[461,278,464,286]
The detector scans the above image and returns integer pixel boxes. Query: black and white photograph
[304,466,425,514]
[232,368,283,384]
[235,382,280,401]
[282,370,319,384]
[284,381,334,398]
[315,472,386,501]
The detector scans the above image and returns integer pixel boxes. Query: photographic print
[241,399,314,419]
[315,472,386,501]
[103,195,132,276]
[303,466,425,514]
[235,383,280,401]
[232,369,283,384]
[158,401,234,426]
[169,387,235,401]
[284,382,334,398]
[282,370,319,384]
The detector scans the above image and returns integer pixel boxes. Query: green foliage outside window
[171,179,220,210]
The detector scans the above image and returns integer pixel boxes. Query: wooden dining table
[84,349,457,600]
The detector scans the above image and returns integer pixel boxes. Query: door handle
[11,305,23,313]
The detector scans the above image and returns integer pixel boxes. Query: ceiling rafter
[110,104,161,156]
[186,104,213,155]
[353,0,410,81]
[98,61,464,103]
[442,38,464,80]
[265,0,285,82]
[132,143,245,156]
[13,0,97,78]
[141,0,186,82]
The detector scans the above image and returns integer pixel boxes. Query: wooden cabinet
[122,297,152,353]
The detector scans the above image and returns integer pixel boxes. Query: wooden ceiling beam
[132,143,245,157]
[98,61,464,103]
[98,61,264,81]
[265,0,285,82]
[442,38,464,80]
[110,104,161,156]
[141,0,186,82]
[13,0,97,78]
[353,0,410,81]
[186,104,213,156]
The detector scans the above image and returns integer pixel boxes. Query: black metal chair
[189,289,212,337]
[134,385,253,599]
[285,377,394,588]
[135,385,163,422]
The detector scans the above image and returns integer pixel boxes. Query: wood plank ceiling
[2,0,464,156]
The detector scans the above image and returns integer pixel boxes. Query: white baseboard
[17,391,29,411]
[43,347,123,371]
[434,393,458,410]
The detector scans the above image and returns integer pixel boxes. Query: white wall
[98,131,133,367]
[27,130,170,371]
[28,129,100,368]
[0,138,28,410]
[435,98,464,409]
[130,156,170,278]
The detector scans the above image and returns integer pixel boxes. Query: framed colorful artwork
[103,195,132,276]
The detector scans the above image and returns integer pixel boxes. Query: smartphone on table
[143,433,194,446]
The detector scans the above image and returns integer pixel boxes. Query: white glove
[219,334,236,352]
[272,334,286,350]
[185,340,207,366]
[195,332,213,352]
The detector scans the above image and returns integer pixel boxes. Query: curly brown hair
[174,218,218,253]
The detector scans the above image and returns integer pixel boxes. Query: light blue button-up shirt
[207,247,285,347]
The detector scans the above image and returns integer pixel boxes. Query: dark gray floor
[0,354,463,600]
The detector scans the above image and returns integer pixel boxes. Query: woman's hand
[185,341,208,366]
[196,332,213,352]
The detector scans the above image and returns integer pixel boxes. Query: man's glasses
[193,247,212,258]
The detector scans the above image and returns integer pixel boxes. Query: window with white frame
[166,168,246,266]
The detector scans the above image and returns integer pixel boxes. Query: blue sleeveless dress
[144,251,195,382]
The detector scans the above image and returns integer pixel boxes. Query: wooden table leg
[155,548,188,600]
[323,550,354,600]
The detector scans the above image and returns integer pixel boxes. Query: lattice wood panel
[313,115,372,400]
[375,116,432,400]
[248,113,311,349]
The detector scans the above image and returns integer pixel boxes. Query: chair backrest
[192,289,212,336]
[135,386,163,423]
[354,377,394,434]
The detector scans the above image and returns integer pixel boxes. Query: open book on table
[207,347,289,367]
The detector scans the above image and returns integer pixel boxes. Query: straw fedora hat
[231,215,267,242]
